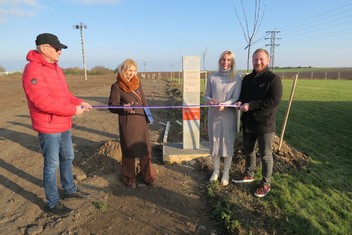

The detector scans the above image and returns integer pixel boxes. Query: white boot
[221,156,233,186]
[209,156,220,182]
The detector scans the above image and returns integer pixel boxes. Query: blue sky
[0,0,351,72]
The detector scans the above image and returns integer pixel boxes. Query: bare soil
[0,73,309,235]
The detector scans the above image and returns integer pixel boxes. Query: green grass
[274,79,352,234]
[92,201,108,211]
[174,78,352,234]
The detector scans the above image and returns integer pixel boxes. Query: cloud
[0,0,41,23]
[0,8,35,17]
[0,0,41,7]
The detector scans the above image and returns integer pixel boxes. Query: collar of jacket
[26,50,58,69]
[253,67,270,78]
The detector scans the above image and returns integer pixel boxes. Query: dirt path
[0,75,215,235]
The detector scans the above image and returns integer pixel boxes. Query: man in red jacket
[22,33,92,216]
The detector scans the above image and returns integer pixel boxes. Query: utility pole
[74,23,88,80]
[265,30,280,70]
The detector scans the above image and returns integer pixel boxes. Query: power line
[280,3,351,42]
[286,27,352,44]
[280,13,352,39]
[256,2,352,47]
[280,2,352,32]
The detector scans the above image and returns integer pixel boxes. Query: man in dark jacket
[232,48,282,197]
[22,33,92,216]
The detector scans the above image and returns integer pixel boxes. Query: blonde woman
[204,50,242,186]
[108,59,155,189]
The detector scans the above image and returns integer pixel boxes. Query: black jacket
[238,68,283,133]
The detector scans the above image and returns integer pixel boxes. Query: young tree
[234,0,266,72]
[200,44,210,71]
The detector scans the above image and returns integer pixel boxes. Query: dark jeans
[243,132,274,185]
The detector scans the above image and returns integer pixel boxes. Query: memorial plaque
[182,56,200,149]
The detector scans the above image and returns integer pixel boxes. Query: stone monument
[182,56,200,149]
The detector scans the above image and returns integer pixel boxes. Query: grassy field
[196,77,352,234]
[272,79,352,234]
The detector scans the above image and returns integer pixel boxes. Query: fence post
[279,74,299,151]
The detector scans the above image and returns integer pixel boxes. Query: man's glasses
[44,45,61,52]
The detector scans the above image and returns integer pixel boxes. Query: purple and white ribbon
[92,104,239,109]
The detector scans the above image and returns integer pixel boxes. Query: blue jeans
[243,132,274,185]
[39,130,77,208]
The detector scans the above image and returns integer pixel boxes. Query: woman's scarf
[117,72,140,93]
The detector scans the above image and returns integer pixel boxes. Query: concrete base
[163,141,210,163]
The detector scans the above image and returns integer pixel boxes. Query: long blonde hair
[118,59,138,78]
[218,50,236,81]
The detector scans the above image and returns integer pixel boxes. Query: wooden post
[278,74,298,151]
[236,110,241,133]
[163,121,170,144]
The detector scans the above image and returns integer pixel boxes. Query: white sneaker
[209,172,219,182]
[221,178,229,186]
[221,174,229,186]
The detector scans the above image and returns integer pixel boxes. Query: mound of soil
[232,135,309,176]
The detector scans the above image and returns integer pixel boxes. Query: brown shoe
[254,184,271,197]
[145,180,156,188]
[232,175,255,183]
[126,182,136,189]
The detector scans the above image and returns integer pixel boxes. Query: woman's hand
[208,98,218,105]
[218,102,225,111]
[124,102,135,114]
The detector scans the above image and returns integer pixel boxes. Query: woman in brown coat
[108,59,155,189]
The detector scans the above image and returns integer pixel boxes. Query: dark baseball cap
[35,33,68,49]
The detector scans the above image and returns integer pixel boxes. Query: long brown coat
[108,82,151,159]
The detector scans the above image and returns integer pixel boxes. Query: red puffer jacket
[22,50,82,134]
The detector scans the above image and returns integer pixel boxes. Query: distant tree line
[63,66,115,76]
[1,64,351,80]
[274,66,313,69]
